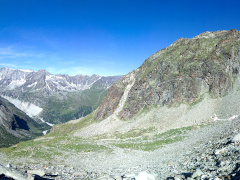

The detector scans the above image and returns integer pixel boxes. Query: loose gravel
[1,117,240,179]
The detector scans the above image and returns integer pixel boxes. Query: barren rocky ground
[1,116,240,179]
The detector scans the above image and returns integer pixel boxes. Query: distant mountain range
[0,68,121,93]
[0,68,123,124]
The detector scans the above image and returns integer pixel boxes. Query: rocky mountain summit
[96,29,240,121]
[0,68,122,124]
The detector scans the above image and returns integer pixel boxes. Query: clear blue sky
[0,0,240,76]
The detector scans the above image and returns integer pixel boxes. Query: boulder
[191,168,204,179]
[135,171,156,180]
[232,133,240,143]
[27,169,45,177]
[0,165,26,180]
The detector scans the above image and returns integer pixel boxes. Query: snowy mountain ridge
[0,67,121,93]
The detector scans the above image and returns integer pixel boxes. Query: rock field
[1,117,240,179]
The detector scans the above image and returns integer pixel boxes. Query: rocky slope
[96,29,240,121]
[1,113,240,179]
[0,68,122,124]
[0,96,46,148]
[44,29,240,139]
[59,29,240,139]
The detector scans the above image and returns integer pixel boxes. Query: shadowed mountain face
[96,29,240,120]
[0,68,122,124]
[0,96,45,147]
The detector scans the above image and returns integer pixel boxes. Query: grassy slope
[40,88,108,124]
[0,126,21,147]
[3,85,109,124]
[0,105,198,165]
[0,118,195,164]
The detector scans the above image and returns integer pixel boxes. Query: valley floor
[1,117,240,179]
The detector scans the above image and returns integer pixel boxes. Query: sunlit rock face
[96,29,240,120]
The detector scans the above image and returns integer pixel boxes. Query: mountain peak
[192,29,239,39]
[96,29,240,121]
[37,69,51,74]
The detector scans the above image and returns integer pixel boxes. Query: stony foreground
[1,117,240,179]
[1,138,240,180]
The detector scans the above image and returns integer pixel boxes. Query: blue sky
[0,0,240,76]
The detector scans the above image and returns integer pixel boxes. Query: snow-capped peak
[0,67,123,93]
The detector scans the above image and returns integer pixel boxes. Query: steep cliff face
[0,97,45,147]
[95,74,130,120]
[96,29,240,121]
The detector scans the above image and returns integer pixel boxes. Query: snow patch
[43,130,48,135]
[212,114,238,121]
[39,118,54,126]
[2,96,42,117]
[46,74,64,81]
[8,79,26,89]
[46,122,54,126]
[46,74,102,91]
[27,82,37,87]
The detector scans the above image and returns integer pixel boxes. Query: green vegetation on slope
[0,124,195,165]
[50,112,96,136]
[41,88,108,124]
[0,134,110,163]
[0,126,21,147]
[112,126,192,151]
[113,30,240,120]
